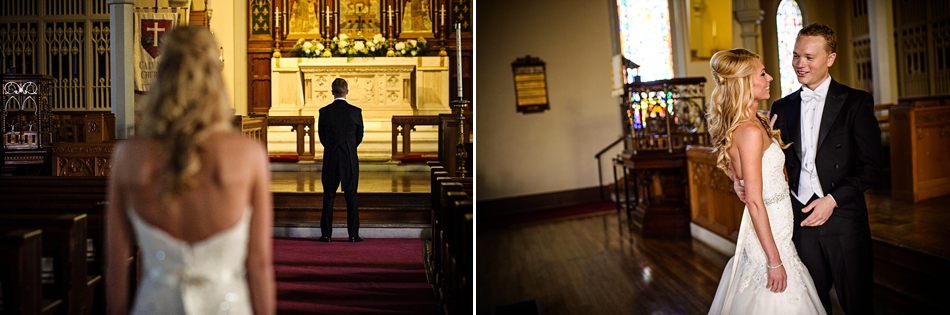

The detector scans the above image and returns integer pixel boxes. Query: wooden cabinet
[686,145,743,242]
[890,101,950,202]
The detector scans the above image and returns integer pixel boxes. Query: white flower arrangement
[291,34,428,58]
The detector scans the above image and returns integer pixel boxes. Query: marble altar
[269,57,451,161]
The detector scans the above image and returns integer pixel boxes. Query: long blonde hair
[706,48,787,177]
[138,25,234,196]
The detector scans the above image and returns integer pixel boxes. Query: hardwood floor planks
[478,213,728,314]
[479,193,950,314]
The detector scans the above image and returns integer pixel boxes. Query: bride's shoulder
[732,121,766,148]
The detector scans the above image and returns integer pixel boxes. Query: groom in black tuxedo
[317,78,364,243]
[770,24,883,314]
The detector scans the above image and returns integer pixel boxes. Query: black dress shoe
[348,236,363,242]
[317,236,331,242]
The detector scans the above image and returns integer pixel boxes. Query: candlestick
[456,23,462,99]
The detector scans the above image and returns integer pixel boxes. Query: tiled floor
[270,162,431,193]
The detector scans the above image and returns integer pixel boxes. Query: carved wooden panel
[686,145,742,242]
[52,142,113,177]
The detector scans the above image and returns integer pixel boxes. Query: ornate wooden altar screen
[2,74,55,175]
[617,77,708,238]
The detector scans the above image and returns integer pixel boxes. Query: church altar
[269,57,451,161]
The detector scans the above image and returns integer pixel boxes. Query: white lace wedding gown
[127,208,253,314]
[708,141,826,315]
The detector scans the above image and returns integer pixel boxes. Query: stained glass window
[777,0,803,96]
[616,0,674,82]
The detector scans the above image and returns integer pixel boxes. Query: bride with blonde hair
[705,48,824,314]
[106,25,275,315]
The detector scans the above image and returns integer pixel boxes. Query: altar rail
[392,115,440,160]
[236,115,268,144]
[267,116,315,161]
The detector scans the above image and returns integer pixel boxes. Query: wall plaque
[511,55,549,114]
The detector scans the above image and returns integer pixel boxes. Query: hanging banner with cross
[134,11,178,91]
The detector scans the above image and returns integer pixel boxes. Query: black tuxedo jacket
[771,79,883,222]
[318,99,364,191]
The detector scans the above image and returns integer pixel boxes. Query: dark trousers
[792,194,874,315]
[321,189,359,238]
[321,161,359,238]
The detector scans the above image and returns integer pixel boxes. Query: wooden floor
[477,192,950,315]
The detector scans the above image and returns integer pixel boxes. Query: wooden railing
[267,116,315,161]
[391,115,440,160]
[238,115,268,144]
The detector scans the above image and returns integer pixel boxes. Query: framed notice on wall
[511,55,549,114]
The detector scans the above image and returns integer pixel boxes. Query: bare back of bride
[705,48,825,315]
[105,26,276,315]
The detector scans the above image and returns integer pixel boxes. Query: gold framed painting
[286,0,324,40]
[337,0,382,39]
[397,0,435,39]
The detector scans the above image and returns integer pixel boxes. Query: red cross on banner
[141,19,172,58]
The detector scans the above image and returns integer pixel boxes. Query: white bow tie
[801,89,824,104]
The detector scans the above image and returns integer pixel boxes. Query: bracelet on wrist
[767,262,783,269]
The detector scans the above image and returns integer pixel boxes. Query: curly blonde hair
[706,48,787,177]
[138,26,234,195]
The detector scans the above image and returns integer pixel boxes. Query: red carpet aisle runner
[273,237,438,314]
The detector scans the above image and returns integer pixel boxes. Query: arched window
[617,0,674,82]
[776,0,803,96]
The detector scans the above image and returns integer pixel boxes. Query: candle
[440,4,444,26]
[456,23,462,99]
[274,9,279,37]
[326,6,330,27]
[712,20,717,37]
[388,5,392,26]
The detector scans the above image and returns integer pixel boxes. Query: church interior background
[3,0,950,313]
[478,0,950,314]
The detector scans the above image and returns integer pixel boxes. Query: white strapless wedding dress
[708,141,826,315]
[128,208,253,314]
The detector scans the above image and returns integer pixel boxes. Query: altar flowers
[290,34,428,58]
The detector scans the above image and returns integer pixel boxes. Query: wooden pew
[434,179,470,282]
[443,199,473,315]
[0,228,62,315]
[428,165,449,278]
[427,161,474,308]
[0,177,115,315]
[0,214,90,315]
[0,176,108,213]
[436,187,471,313]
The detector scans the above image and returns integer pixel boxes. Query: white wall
[477,0,621,201]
